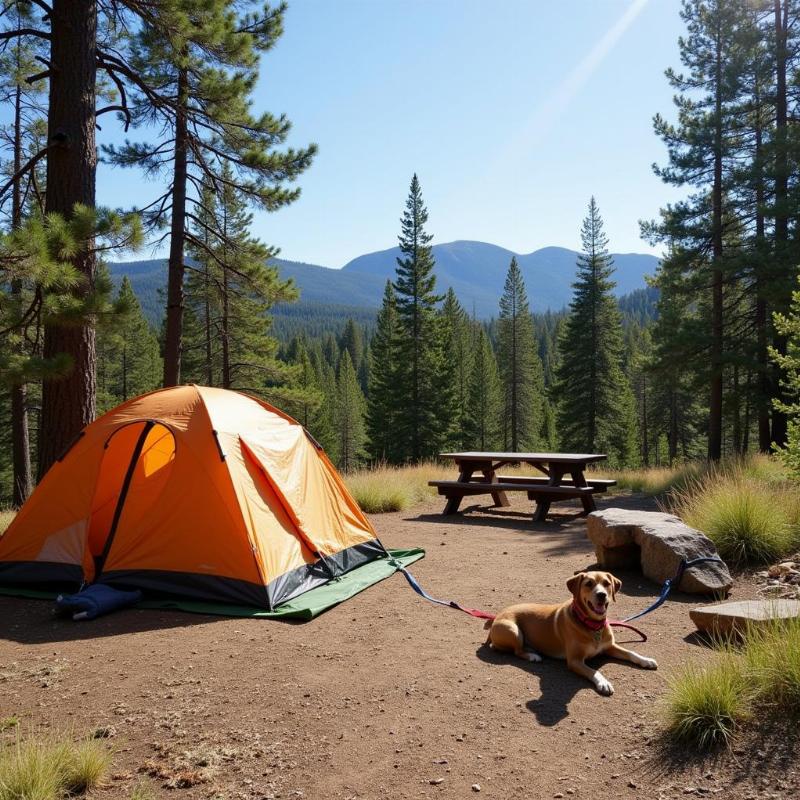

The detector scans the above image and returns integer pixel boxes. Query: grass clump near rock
[663,655,748,749]
[670,465,800,566]
[743,617,800,714]
[662,617,800,750]
[0,731,111,800]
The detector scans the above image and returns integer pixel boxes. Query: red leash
[395,564,648,639]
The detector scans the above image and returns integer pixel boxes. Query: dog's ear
[566,573,584,597]
[609,574,622,601]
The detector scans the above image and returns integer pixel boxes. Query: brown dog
[485,570,657,695]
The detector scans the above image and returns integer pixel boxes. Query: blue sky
[97,0,686,267]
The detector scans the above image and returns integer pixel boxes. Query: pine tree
[392,175,446,461]
[102,1,316,386]
[497,257,544,451]
[465,328,502,450]
[555,198,638,465]
[317,359,339,464]
[441,289,472,449]
[335,350,367,472]
[96,277,161,413]
[367,281,399,462]
[770,276,800,474]
[646,0,751,459]
[182,174,296,395]
[339,319,364,375]
[0,1,47,504]
[0,1,189,477]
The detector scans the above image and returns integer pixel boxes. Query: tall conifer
[335,351,366,472]
[441,288,472,449]
[497,257,544,451]
[367,281,399,462]
[465,328,502,450]
[392,175,446,461]
[555,198,638,465]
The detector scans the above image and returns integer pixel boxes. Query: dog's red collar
[571,600,608,632]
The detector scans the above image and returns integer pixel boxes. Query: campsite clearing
[1,493,797,799]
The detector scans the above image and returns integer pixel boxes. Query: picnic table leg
[533,465,565,522]
[442,464,474,515]
[570,469,596,515]
[532,498,551,523]
[482,466,510,508]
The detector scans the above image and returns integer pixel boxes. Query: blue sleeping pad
[55,584,142,620]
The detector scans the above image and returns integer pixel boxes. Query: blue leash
[621,556,727,622]
[390,560,496,620]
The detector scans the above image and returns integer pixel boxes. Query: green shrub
[662,655,749,749]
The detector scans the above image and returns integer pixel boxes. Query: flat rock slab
[691,599,800,635]
[586,508,732,595]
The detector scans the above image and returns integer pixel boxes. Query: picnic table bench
[429,451,615,523]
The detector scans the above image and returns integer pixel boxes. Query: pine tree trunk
[732,364,741,454]
[121,343,128,400]
[753,84,772,452]
[10,72,32,506]
[669,390,678,466]
[204,267,213,385]
[163,65,189,387]
[221,268,231,389]
[708,30,724,462]
[221,205,231,389]
[38,0,98,479]
[771,0,789,447]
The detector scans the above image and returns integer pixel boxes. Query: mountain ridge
[108,240,660,325]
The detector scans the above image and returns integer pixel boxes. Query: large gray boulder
[585,508,732,595]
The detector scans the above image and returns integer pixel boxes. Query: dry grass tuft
[0,510,14,537]
[0,731,111,800]
[345,462,453,513]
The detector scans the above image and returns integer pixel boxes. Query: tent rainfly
[0,385,385,609]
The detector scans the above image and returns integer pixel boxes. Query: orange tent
[0,385,383,609]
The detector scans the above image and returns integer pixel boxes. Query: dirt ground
[1,493,798,800]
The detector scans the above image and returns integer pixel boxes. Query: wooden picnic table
[429,451,614,523]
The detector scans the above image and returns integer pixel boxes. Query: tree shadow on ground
[475,641,647,727]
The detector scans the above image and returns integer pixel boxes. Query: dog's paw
[639,656,658,670]
[594,675,614,696]
[521,650,542,663]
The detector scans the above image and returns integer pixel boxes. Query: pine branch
[0,144,48,199]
